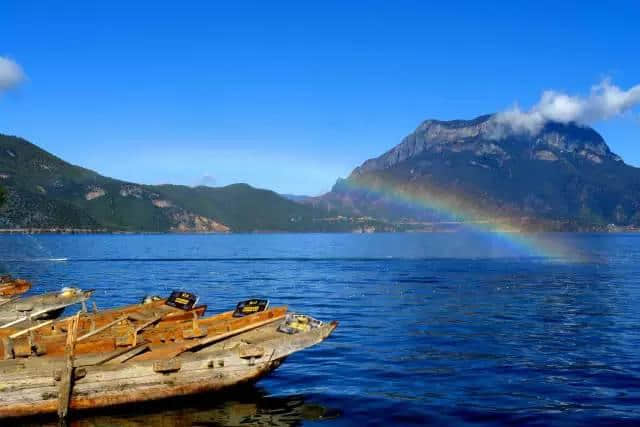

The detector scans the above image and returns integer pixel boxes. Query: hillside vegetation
[0,134,377,232]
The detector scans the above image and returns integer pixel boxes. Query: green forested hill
[0,133,368,232]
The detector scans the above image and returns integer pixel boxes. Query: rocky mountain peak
[350,115,621,178]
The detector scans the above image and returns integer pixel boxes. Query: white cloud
[490,79,640,137]
[0,57,25,92]
[196,174,217,187]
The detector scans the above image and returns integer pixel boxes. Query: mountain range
[313,115,640,231]
[1,114,640,233]
[0,134,380,232]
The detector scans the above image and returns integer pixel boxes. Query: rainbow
[340,176,583,261]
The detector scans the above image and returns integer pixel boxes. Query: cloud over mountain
[0,57,25,93]
[197,174,217,187]
[490,79,640,138]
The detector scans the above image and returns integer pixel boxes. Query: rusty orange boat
[0,303,284,361]
[0,276,31,297]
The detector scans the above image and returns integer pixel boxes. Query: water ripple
[2,233,640,426]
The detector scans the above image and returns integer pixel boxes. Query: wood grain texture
[0,319,338,419]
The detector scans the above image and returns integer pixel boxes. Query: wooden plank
[0,302,206,339]
[153,358,181,373]
[76,316,126,342]
[133,313,165,335]
[170,312,286,357]
[8,320,53,340]
[57,313,80,422]
[0,296,18,308]
[78,340,150,366]
[0,307,284,360]
[0,306,64,329]
[107,343,150,365]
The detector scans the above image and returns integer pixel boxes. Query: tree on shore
[0,186,5,207]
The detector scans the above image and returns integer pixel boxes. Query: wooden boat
[0,276,31,297]
[0,287,94,328]
[0,305,284,360]
[0,312,337,419]
[0,297,206,338]
[119,305,289,361]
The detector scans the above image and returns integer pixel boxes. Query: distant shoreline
[0,228,638,235]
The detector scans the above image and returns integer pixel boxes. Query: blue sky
[1,1,639,195]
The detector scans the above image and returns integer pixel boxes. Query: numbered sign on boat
[165,291,199,310]
[233,299,269,317]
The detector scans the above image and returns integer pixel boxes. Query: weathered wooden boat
[0,305,285,360]
[0,275,31,297]
[0,312,337,419]
[0,296,206,338]
[0,287,94,328]
[120,305,289,361]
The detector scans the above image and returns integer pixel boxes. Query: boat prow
[0,312,338,419]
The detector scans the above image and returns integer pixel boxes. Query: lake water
[2,233,640,426]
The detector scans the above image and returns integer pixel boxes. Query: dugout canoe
[0,313,337,419]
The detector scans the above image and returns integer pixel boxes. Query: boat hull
[0,320,337,419]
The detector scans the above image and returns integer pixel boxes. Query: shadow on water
[17,385,341,427]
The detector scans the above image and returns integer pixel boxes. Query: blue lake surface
[2,233,640,426]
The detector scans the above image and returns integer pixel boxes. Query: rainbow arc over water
[340,176,582,261]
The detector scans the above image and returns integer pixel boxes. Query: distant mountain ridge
[281,194,313,203]
[0,133,378,232]
[315,114,640,230]
[3,113,640,233]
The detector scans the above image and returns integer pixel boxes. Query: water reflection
[21,386,340,427]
